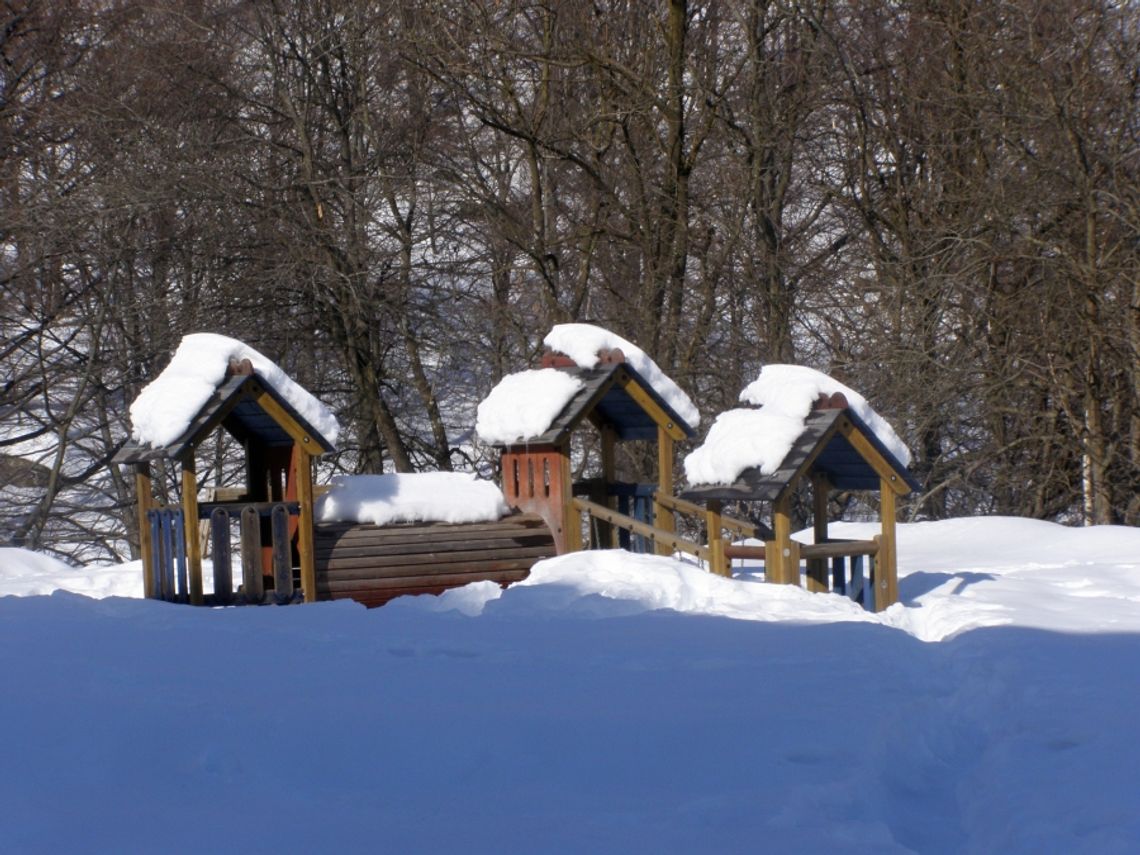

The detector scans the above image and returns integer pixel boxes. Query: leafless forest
[2,0,1137,562]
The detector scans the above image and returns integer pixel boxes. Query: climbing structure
[118,329,916,613]
[115,346,337,604]
[481,346,697,553]
[682,365,919,611]
[118,333,556,608]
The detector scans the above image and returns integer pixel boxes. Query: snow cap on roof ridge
[543,323,700,428]
[129,332,341,449]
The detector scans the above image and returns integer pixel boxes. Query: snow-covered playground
[3,515,1140,853]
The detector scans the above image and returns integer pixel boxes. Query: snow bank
[830,516,1140,640]
[544,323,701,428]
[5,516,1140,852]
[314,472,509,526]
[129,333,340,449]
[0,548,143,598]
[436,549,876,624]
[11,512,1137,647]
[474,368,584,444]
[418,516,1140,643]
[685,364,910,486]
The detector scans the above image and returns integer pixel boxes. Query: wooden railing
[571,489,887,610]
[724,537,882,609]
[571,497,712,564]
[200,502,302,605]
[556,483,893,611]
[570,487,766,576]
[574,480,657,553]
[145,500,304,606]
[653,493,762,540]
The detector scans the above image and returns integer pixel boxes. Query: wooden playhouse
[489,346,700,555]
[117,355,556,607]
[115,358,333,605]
[486,348,920,613]
[682,392,921,611]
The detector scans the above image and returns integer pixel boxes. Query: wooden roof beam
[614,369,688,441]
[836,417,912,496]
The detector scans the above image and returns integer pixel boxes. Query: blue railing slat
[173,509,188,604]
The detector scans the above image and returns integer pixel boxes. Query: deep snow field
[3,516,1140,853]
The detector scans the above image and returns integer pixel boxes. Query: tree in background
[2,0,1136,563]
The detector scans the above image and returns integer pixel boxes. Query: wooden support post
[654,427,675,556]
[295,449,317,603]
[134,464,154,599]
[878,479,899,610]
[807,472,830,593]
[159,512,175,600]
[850,554,866,605]
[769,492,799,585]
[559,447,581,552]
[705,499,729,576]
[173,513,188,603]
[180,456,204,605]
[271,503,294,604]
[599,424,617,548]
[831,555,846,594]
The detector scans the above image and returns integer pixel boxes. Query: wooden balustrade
[652,493,760,541]
[571,497,711,564]
[142,501,304,606]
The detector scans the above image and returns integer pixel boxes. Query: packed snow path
[2,517,1139,853]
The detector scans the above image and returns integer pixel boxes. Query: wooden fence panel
[240,505,263,604]
[173,512,188,603]
[271,503,294,604]
[210,507,233,605]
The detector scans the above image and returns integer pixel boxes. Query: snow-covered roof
[315,473,509,526]
[544,324,700,429]
[684,365,913,492]
[476,362,696,447]
[475,369,586,446]
[475,323,700,446]
[739,365,910,466]
[127,333,340,451]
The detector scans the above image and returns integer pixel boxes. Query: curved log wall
[313,513,556,608]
